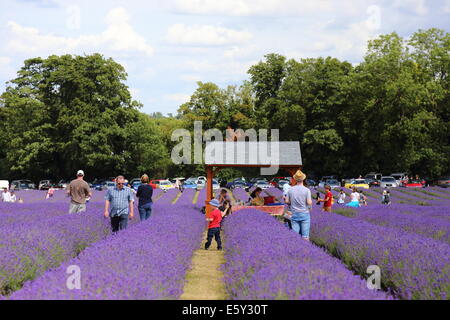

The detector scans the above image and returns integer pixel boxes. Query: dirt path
[180,231,227,300]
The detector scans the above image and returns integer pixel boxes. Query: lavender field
[0,187,449,300]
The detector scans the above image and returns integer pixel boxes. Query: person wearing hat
[285,170,313,241]
[67,170,91,214]
[204,199,229,250]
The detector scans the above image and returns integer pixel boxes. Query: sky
[0,0,449,115]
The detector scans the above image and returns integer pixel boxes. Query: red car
[404,179,424,188]
[150,179,163,189]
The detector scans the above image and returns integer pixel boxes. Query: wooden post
[205,166,214,217]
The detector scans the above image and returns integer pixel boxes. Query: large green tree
[0,54,165,180]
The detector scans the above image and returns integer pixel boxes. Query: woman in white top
[337,190,346,204]
[346,187,360,208]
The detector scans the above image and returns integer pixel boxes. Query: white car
[391,173,408,186]
[380,176,399,188]
[253,180,271,190]
[196,179,206,190]
[0,180,9,190]
[159,180,175,191]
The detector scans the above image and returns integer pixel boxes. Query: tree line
[0,28,448,182]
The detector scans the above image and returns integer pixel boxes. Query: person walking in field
[9,191,17,203]
[318,184,333,212]
[2,188,11,202]
[136,174,153,222]
[285,170,313,241]
[67,170,91,213]
[205,199,229,250]
[104,176,135,232]
[46,186,55,199]
[381,190,391,205]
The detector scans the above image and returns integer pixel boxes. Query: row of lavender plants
[7,199,205,300]
[221,209,390,300]
[0,203,112,295]
[333,204,450,244]
[309,210,450,299]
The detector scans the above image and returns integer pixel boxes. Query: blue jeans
[291,211,311,238]
[111,215,128,232]
[138,202,152,221]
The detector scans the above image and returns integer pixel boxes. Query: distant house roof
[204,141,302,166]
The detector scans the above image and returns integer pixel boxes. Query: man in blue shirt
[104,176,135,232]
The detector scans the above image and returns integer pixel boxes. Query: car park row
[0,172,449,193]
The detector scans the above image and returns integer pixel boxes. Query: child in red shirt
[318,185,333,212]
[205,199,229,250]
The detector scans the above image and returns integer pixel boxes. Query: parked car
[366,178,381,188]
[379,176,398,188]
[105,181,116,191]
[159,180,175,191]
[344,179,370,189]
[276,179,291,189]
[305,179,317,187]
[365,172,383,181]
[92,179,106,191]
[391,173,408,186]
[404,179,424,188]
[129,178,141,186]
[56,180,70,189]
[0,180,9,190]
[319,179,341,189]
[183,179,198,189]
[436,176,450,188]
[227,179,247,189]
[131,181,141,191]
[150,180,163,189]
[252,179,271,190]
[270,177,289,187]
[11,180,36,190]
[38,180,56,190]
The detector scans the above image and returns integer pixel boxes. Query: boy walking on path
[205,199,229,251]
[104,176,135,232]
[68,170,91,213]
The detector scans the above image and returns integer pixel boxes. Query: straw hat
[293,169,306,181]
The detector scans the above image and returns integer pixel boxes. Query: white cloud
[0,56,15,82]
[172,0,333,16]
[444,0,450,13]
[6,7,154,57]
[393,0,428,15]
[163,93,191,103]
[167,24,252,46]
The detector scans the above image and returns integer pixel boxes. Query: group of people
[66,170,154,233]
[1,188,22,203]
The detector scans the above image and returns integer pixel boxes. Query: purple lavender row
[9,202,205,300]
[310,211,450,299]
[174,188,196,205]
[156,188,180,204]
[193,189,206,210]
[232,188,250,203]
[339,204,450,243]
[221,209,390,300]
[0,203,68,226]
[0,203,111,295]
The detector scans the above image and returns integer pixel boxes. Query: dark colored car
[227,179,247,189]
[366,178,380,188]
[436,176,450,188]
[10,180,36,190]
[92,179,107,191]
[305,179,317,187]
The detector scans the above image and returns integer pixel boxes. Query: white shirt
[338,193,346,202]
[350,192,360,202]
[2,191,12,202]
[10,194,17,202]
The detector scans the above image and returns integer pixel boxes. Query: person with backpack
[382,190,391,205]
